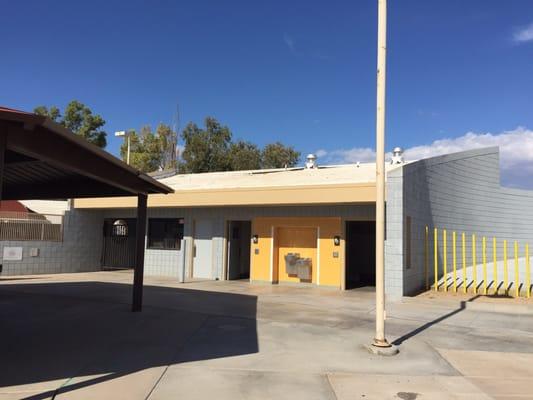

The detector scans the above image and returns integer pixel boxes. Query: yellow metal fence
[425,226,531,298]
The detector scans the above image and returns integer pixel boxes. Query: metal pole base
[372,338,391,348]
[366,339,399,356]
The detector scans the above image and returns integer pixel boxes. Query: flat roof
[73,163,404,209]
[158,163,401,190]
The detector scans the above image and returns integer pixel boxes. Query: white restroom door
[193,219,213,279]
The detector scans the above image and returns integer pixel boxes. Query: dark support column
[0,128,6,202]
[132,193,147,312]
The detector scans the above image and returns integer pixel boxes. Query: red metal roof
[0,106,34,115]
[0,200,28,212]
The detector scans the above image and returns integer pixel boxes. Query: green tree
[261,142,301,169]
[179,117,232,173]
[34,100,107,148]
[228,140,262,170]
[34,105,61,122]
[177,117,301,172]
[120,126,163,173]
[62,101,106,147]
[156,123,178,170]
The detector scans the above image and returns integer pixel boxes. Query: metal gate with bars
[101,218,137,269]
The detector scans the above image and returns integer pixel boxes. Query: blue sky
[1,1,533,186]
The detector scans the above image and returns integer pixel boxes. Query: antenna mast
[173,103,181,171]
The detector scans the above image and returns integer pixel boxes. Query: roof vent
[305,154,317,169]
[391,147,404,164]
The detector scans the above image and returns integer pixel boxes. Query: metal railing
[425,226,531,298]
[0,211,63,242]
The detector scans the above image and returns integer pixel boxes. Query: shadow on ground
[0,281,259,399]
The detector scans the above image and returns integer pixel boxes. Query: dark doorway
[227,221,252,280]
[345,221,376,289]
[102,218,137,269]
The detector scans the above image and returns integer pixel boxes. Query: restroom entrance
[345,221,375,289]
[226,220,252,280]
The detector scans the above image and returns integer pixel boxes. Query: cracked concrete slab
[1,271,533,400]
[327,373,492,400]
[150,369,337,400]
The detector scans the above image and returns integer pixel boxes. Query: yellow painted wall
[250,221,275,282]
[277,227,318,284]
[250,217,343,288]
[318,221,344,287]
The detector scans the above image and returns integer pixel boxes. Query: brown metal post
[0,127,6,202]
[132,193,147,312]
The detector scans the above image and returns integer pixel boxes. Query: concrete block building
[2,147,532,299]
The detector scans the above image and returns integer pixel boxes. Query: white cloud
[315,149,328,158]
[316,127,533,189]
[513,22,533,43]
[283,33,295,53]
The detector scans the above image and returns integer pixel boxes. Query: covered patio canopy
[0,106,173,311]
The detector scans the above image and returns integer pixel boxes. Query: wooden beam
[6,123,151,195]
[132,193,147,312]
[0,127,6,202]
[4,180,134,200]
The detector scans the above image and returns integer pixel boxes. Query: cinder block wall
[100,208,184,279]
[0,209,103,275]
[385,167,404,300]
[102,204,376,281]
[385,147,533,298]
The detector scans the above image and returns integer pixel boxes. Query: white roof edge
[20,200,70,215]
[158,162,406,180]
[156,162,408,191]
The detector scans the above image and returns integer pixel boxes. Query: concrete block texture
[118,204,376,281]
[386,147,533,297]
[1,209,104,276]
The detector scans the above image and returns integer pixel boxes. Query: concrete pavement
[1,271,532,399]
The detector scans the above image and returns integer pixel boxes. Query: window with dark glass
[147,218,184,250]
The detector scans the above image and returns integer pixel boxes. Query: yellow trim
[482,237,487,295]
[73,182,378,209]
[462,233,466,294]
[504,240,508,295]
[434,228,438,291]
[472,234,477,294]
[269,226,274,282]
[443,229,447,292]
[452,231,457,293]
[493,237,498,295]
[316,227,321,285]
[514,241,519,297]
[526,244,531,299]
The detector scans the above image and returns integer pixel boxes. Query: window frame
[147,218,184,251]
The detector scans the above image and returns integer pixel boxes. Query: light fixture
[115,130,132,165]
[252,234,259,244]
[333,236,341,246]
